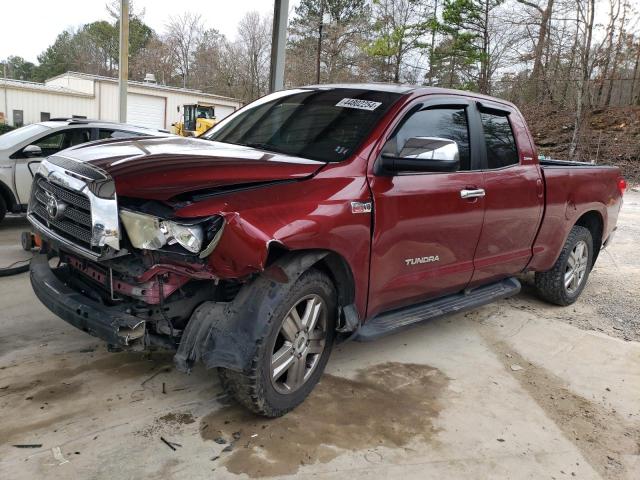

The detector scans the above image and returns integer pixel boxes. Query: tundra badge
[405,256,440,266]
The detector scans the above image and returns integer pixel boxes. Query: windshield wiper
[244,142,287,155]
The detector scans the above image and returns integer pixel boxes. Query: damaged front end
[28,157,241,351]
[29,242,244,351]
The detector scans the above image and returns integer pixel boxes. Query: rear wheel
[535,225,593,306]
[218,269,336,417]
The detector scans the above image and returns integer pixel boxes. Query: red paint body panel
[66,137,324,201]
[54,86,625,323]
[469,101,544,286]
[527,165,623,271]
[367,171,486,316]
[174,157,373,317]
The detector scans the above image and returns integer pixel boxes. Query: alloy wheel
[564,240,589,294]
[270,294,327,394]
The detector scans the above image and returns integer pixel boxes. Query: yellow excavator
[172,104,217,137]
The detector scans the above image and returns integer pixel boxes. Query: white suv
[0,119,166,223]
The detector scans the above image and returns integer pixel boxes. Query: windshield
[0,124,50,149]
[197,106,215,119]
[204,88,402,162]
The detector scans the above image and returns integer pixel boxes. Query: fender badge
[405,256,440,266]
[351,201,372,214]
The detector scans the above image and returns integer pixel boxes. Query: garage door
[127,94,165,129]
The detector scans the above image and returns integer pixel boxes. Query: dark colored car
[27,85,625,416]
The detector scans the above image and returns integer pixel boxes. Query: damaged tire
[535,225,593,306]
[218,269,336,417]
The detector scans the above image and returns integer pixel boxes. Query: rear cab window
[480,111,519,169]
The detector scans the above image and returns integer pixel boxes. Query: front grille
[31,176,95,250]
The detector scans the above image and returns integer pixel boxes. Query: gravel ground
[584,189,640,339]
[516,189,640,343]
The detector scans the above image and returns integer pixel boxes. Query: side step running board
[353,277,521,342]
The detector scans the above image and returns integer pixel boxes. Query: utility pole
[269,0,289,93]
[2,62,7,125]
[118,0,129,123]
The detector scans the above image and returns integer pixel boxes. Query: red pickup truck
[28,85,625,417]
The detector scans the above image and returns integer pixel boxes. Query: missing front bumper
[30,254,146,348]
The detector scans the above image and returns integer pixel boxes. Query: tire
[21,231,34,251]
[0,196,6,224]
[535,225,593,306]
[218,268,337,417]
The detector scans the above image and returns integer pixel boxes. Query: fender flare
[174,250,328,373]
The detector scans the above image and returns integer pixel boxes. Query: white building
[0,71,242,130]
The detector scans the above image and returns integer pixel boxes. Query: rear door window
[99,129,147,139]
[480,112,519,169]
[65,128,92,147]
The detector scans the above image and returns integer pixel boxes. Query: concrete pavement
[1,194,639,479]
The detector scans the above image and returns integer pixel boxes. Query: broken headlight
[120,209,224,256]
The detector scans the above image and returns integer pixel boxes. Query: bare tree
[236,11,272,101]
[515,0,556,101]
[569,0,596,158]
[166,13,204,88]
[368,0,433,83]
[130,34,175,84]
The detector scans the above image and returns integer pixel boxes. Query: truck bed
[527,161,623,272]
[539,158,607,168]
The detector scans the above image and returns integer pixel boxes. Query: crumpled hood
[59,136,326,201]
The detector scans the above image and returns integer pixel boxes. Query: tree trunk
[521,0,555,101]
[427,0,438,86]
[570,0,596,159]
[631,42,640,105]
[479,0,490,94]
[394,36,403,83]
[597,0,620,106]
[562,5,581,102]
[316,1,324,84]
[604,1,626,106]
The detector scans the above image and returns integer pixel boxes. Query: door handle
[460,188,486,199]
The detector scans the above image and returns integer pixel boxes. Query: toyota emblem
[45,192,66,220]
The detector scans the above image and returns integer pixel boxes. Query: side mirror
[23,145,43,158]
[380,137,460,173]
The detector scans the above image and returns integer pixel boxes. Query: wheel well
[0,180,17,211]
[264,245,356,307]
[315,252,356,307]
[575,211,603,266]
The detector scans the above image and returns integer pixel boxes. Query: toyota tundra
[27,85,626,417]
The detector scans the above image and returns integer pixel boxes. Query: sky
[0,0,300,64]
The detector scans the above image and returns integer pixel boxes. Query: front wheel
[218,269,336,417]
[535,225,593,306]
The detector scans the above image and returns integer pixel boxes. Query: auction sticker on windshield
[335,98,382,111]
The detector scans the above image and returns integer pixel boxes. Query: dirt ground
[0,192,639,480]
